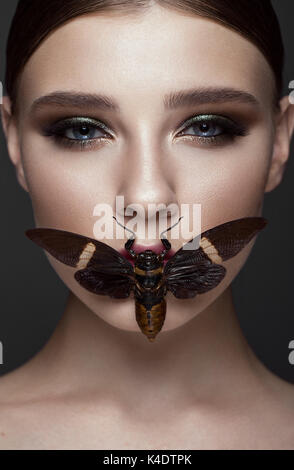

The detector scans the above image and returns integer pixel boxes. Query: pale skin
[1,4,294,450]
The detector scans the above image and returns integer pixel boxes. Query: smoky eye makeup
[41,116,114,151]
[40,112,250,152]
[175,114,249,146]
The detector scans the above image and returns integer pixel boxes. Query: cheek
[175,131,272,223]
[21,137,117,232]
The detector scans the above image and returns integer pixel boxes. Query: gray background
[0,1,294,382]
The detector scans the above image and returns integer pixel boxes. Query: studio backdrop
[0,0,294,383]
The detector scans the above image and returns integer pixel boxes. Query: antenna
[160,216,184,239]
[113,216,136,239]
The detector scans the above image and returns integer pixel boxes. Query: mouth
[119,243,176,266]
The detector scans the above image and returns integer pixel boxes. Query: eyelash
[42,114,249,151]
[42,117,112,151]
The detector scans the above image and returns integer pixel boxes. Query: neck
[33,287,268,417]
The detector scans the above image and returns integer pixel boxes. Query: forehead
[19,6,274,112]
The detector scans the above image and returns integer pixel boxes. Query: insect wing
[163,259,226,299]
[163,216,267,299]
[26,228,136,298]
[74,267,135,298]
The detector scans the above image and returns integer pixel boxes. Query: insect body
[133,249,167,342]
[25,216,268,342]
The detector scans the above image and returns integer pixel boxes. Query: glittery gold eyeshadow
[41,113,249,152]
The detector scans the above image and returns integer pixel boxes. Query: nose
[116,139,178,234]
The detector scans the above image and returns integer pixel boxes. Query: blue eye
[185,121,223,137]
[66,125,103,140]
[43,116,113,150]
[43,113,249,152]
[177,114,248,145]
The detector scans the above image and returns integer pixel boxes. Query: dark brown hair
[5,0,284,115]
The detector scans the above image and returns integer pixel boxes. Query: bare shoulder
[0,369,26,449]
[0,364,115,450]
[261,367,294,411]
[0,360,40,406]
[0,362,59,450]
[248,348,294,418]
[0,369,27,406]
[246,368,294,448]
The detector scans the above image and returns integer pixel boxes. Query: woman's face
[11,5,279,333]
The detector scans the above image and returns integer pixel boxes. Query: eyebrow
[30,87,260,114]
[164,87,259,109]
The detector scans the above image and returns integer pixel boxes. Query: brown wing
[163,216,267,299]
[25,228,135,298]
[74,267,134,298]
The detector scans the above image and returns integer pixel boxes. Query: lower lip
[120,244,176,266]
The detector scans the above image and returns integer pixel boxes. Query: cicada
[26,215,267,342]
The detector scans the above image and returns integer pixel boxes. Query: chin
[74,283,220,335]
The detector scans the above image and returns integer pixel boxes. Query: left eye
[65,124,105,140]
[176,114,248,144]
[182,120,223,137]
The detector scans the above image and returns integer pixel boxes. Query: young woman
[1,0,294,450]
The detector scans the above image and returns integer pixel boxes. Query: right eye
[42,116,114,151]
[63,124,105,140]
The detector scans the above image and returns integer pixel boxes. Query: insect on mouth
[120,244,176,266]
[114,215,183,266]
[25,215,268,343]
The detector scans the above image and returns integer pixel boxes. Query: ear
[0,96,29,192]
[265,96,294,193]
